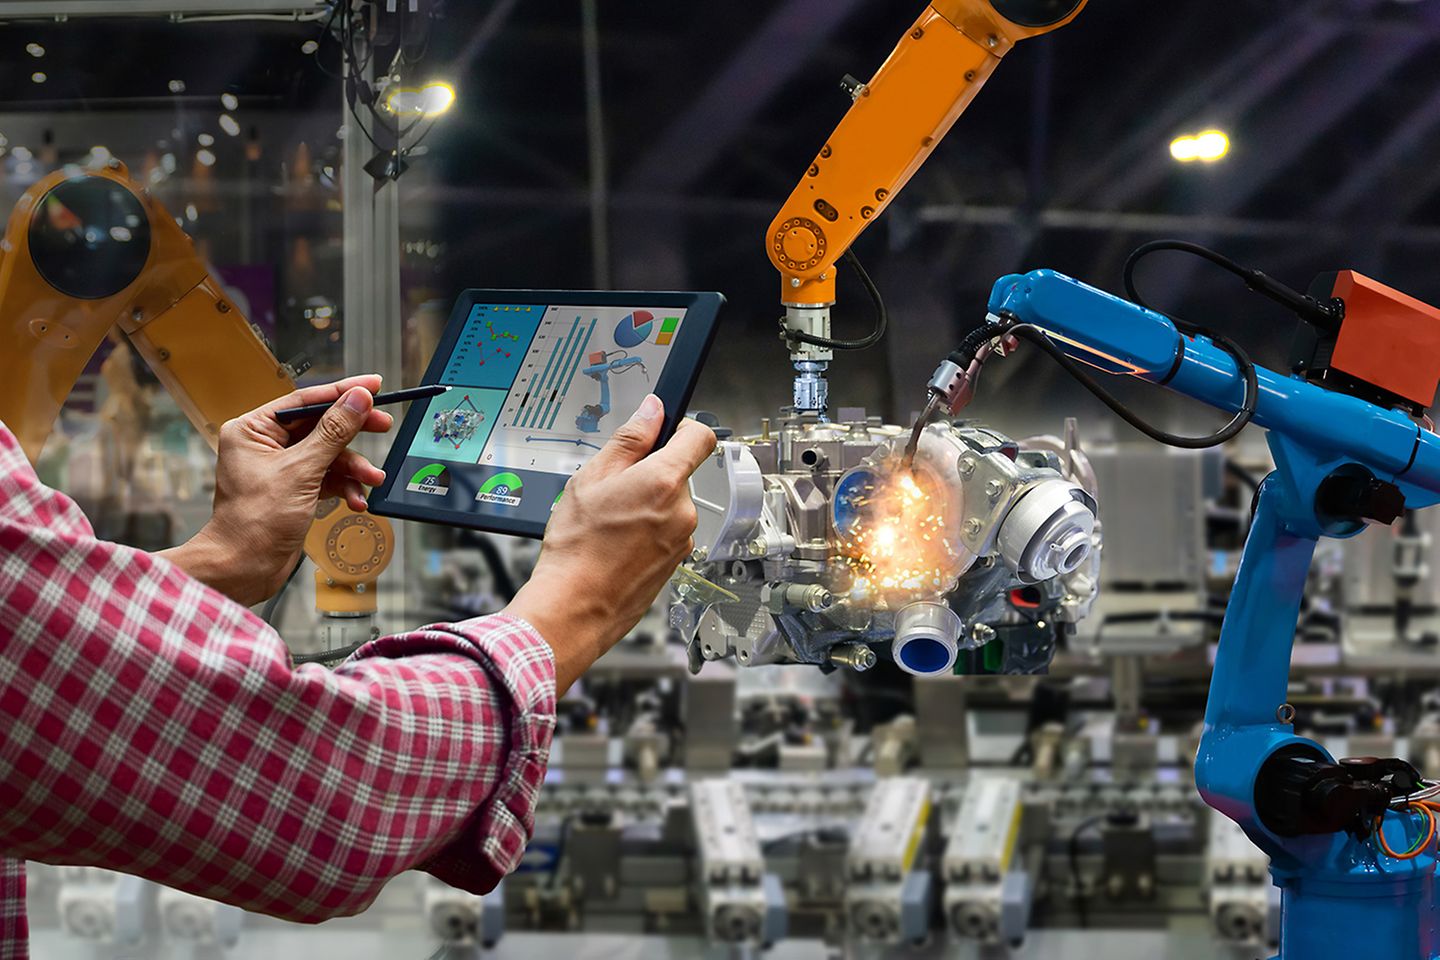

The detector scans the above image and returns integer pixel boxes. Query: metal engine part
[677,412,1100,675]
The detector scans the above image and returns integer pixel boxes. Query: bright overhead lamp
[219,114,241,137]
[220,92,239,111]
[1170,129,1230,164]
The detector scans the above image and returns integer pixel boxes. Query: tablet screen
[371,291,723,537]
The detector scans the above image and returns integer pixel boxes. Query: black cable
[311,1,345,79]
[459,531,518,602]
[1123,239,1341,333]
[292,637,370,665]
[1001,318,1259,449]
[262,557,305,626]
[1224,459,1262,493]
[784,249,888,351]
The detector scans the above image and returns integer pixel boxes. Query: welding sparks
[833,458,965,607]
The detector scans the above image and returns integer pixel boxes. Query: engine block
[673,412,1101,676]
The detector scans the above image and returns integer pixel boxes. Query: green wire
[1402,809,1432,856]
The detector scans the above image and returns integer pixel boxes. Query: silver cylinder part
[892,601,962,676]
[927,359,965,407]
[792,360,829,414]
[996,479,1096,584]
[828,643,878,672]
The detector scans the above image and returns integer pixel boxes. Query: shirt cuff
[361,613,555,893]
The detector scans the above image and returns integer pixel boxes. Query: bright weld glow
[837,462,961,607]
[1170,128,1230,163]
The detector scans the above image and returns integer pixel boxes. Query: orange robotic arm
[767,0,1086,412]
[0,162,392,629]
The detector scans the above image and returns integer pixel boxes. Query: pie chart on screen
[614,310,655,348]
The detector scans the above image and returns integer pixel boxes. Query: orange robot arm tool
[0,163,392,622]
[767,0,1086,309]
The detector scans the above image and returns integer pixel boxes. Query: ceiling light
[197,133,214,147]
[301,39,319,54]
[89,145,111,164]
[1193,129,1231,162]
[26,43,44,58]
[168,79,186,94]
[30,72,46,84]
[219,114,241,137]
[13,147,33,162]
[220,92,239,111]
[1170,128,1230,164]
[185,203,198,222]
[196,148,216,167]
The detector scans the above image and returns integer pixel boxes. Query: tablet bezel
[368,288,725,539]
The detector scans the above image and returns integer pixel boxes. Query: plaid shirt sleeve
[0,421,556,958]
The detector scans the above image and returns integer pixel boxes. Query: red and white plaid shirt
[0,421,556,958]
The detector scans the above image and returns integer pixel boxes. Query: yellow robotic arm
[767,0,1086,412]
[0,161,392,630]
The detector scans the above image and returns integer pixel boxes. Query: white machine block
[690,779,785,945]
[846,778,933,945]
[56,867,146,946]
[1206,813,1276,946]
[158,886,242,947]
[943,775,1027,945]
[425,877,505,947]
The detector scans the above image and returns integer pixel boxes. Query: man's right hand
[507,394,716,693]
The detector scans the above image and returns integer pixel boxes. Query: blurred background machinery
[13,0,1440,958]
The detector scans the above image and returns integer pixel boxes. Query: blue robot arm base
[969,268,1440,960]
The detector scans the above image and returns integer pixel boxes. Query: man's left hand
[161,375,394,607]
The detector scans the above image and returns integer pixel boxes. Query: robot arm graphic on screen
[575,351,648,434]
[0,161,392,643]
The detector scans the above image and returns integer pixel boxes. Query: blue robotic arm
[576,354,647,434]
[941,267,1440,959]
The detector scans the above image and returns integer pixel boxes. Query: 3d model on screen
[432,395,486,448]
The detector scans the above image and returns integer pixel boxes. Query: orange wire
[1377,804,1436,860]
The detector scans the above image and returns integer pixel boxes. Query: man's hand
[507,394,716,693]
[162,375,395,607]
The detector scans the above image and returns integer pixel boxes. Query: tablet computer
[368,289,725,538]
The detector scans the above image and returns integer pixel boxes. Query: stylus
[275,384,452,424]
